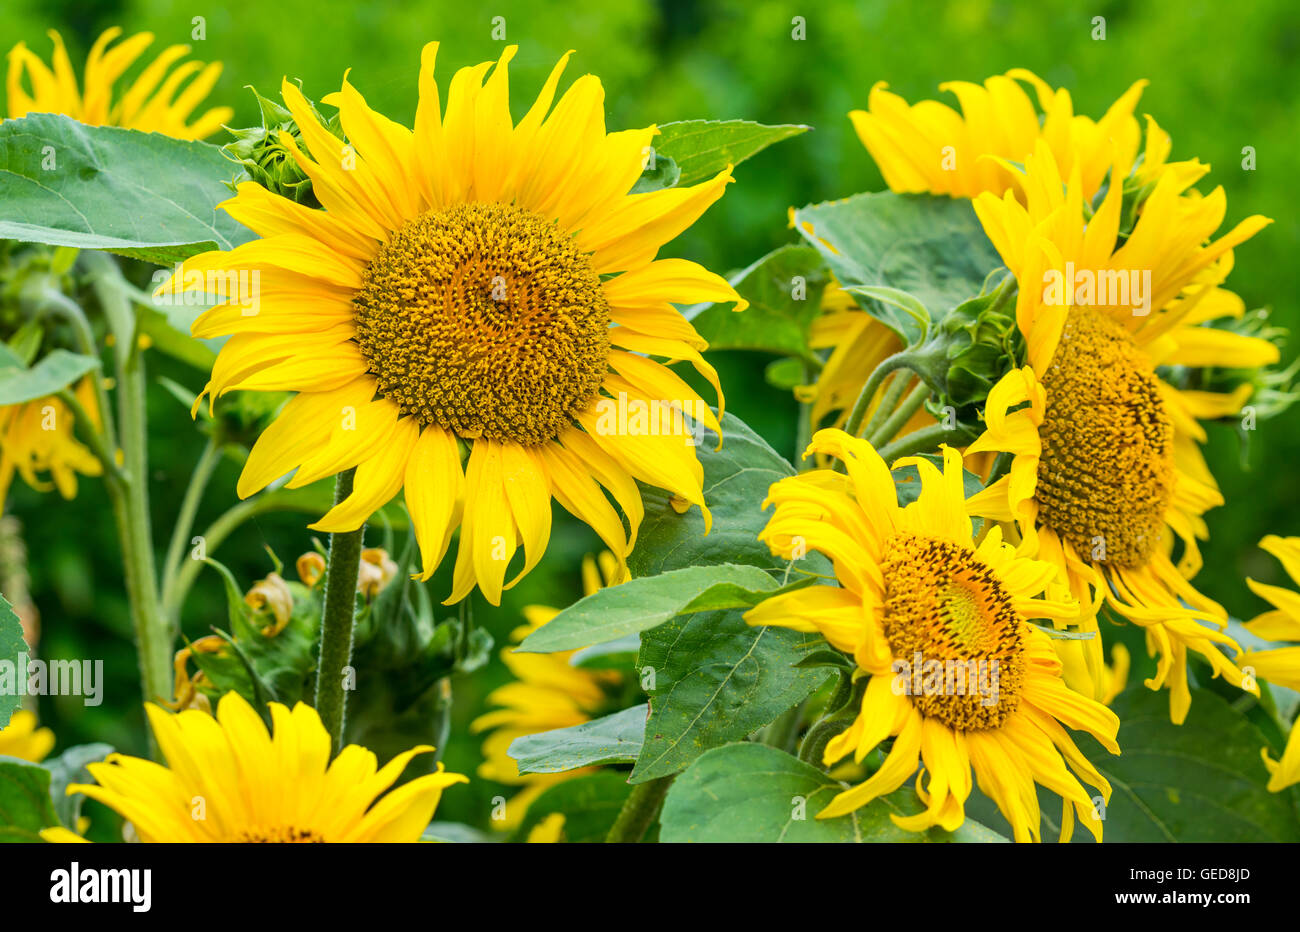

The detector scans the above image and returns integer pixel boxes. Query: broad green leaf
[660,743,1007,842]
[510,704,648,774]
[420,821,499,843]
[517,563,779,653]
[629,411,829,576]
[0,758,61,842]
[0,114,254,265]
[687,244,829,363]
[965,687,1300,842]
[0,597,25,728]
[41,743,112,831]
[0,349,100,406]
[631,609,828,783]
[792,192,1001,343]
[653,120,810,187]
[513,771,633,843]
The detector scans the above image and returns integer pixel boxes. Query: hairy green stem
[605,775,675,843]
[867,380,931,448]
[875,423,971,463]
[843,352,913,439]
[314,468,364,752]
[859,370,909,442]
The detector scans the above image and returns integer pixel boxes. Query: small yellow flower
[745,429,1120,842]
[0,377,103,504]
[5,27,232,139]
[0,709,55,762]
[48,691,466,842]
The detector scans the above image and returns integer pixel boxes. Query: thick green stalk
[605,775,675,843]
[875,423,970,463]
[160,437,223,623]
[867,380,931,448]
[843,352,912,439]
[314,468,365,752]
[113,341,171,713]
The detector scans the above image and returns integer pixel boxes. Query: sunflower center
[1035,307,1174,567]
[880,534,1026,730]
[352,202,611,445]
[236,825,327,843]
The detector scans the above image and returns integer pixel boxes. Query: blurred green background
[3,0,1297,830]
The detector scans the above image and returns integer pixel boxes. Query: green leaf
[0,348,100,406]
[792,192,1001,343]
[629,410,829,576]
[41,743,112,831]
[0,596,25,728]
[631,609,828,783]
[510,704,648,774]
[1081,687,1300,842]
[0,114,254,265]
[660,743,1007,842]
[653,120,810,187]
[687,244,829,363]
[513,771,633,843]
[0,758,61,842]
[517,562,780,653]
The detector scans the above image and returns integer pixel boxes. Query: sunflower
[44,690,465,843]
[5,27,232,139]
[964,141,1273,721]
[167,44,744,605]
[0,709,55,762]
[471,551,632,828]
[745,429,1119,842]
[1236,535,1300,792]
[0,376,103,504]
[849,69,1149,202]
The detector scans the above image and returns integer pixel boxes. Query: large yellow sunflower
[0,709,55,762]
[45,690,465,843]
[965,141,1273,721]
[471,551,631,828]
[0,377,103,503]
[849,69,1152,203]
[168,44,745,605]
[745,429,1119,842]
[1236,535,1300,792]
[5,27,232,139]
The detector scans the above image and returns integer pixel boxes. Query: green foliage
[0,596,24,728]
[660,743,1006,842]
[512,771,633,843]
[0,345,99,406]
[510,704,647,774]
[41,742,113,833]
[0,114,254,265]
[0,758,61,842]
[652,119,810,187]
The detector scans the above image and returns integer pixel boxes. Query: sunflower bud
[296,551,326,588]
[935,287,1020,408]
[244,573,294,636]
[357,548,398,599]
[220,87,342,206]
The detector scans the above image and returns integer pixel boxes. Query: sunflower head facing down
[964,140,1272,721]
[745,429,1119,842]
[5,27,232,139]
[0,376,103,504]
[44,691,465,843]
[168,43,745,605]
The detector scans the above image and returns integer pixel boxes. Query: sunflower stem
[160,436,223,625]
[605,775,674,843]
[795,360,816,466]
[875,423,972,463]
[113,338,171,739]
[866,379,931,448]
[843,352,912,440]
[314,468,364,753]
[859,370,909,442]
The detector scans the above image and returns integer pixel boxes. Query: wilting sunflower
[5,27,231,139]
[849,69,1149,203]
[0,709,55,762]
[471,551,634,828]
[170,44,744,605]
[0,377,103,504]
[965,141,1273,721]
[1235,535,1300,792]
[746,429,1119,842]
[44,691,465,843]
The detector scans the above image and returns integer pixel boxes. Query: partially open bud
[244,572,293,636]
[296,551,326,588]
[357,548,398,599]
[220,87,342,206]
[166,636,227,711]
